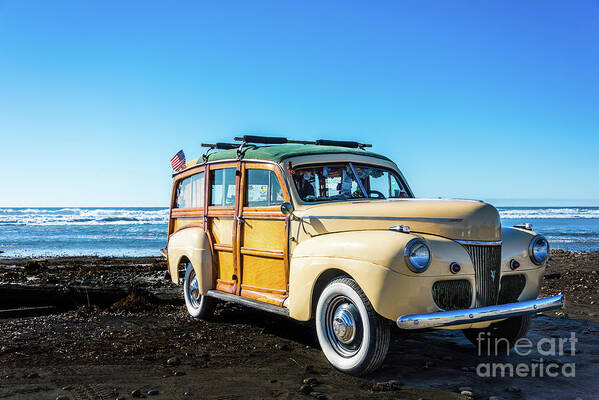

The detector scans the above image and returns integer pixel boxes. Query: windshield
[292,162,411,202]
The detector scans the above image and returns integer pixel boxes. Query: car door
[206,162,240,294]
[237,162,290,306]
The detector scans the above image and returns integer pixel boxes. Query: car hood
[295,198,501,241]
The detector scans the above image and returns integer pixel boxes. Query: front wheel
[315,277,390,376]
[463,315,531,355]
[183,263,216,318]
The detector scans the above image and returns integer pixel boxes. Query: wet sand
[0,251,598,399]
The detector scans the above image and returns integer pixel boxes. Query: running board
[206,290,290,317]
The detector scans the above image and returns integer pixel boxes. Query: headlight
[404,238,431,273]
[529,235,549,265]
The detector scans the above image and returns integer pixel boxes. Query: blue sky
[1,1,598,207]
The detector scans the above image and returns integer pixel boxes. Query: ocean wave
[100,217,139,222]
[0,208,169,226]
[2,207,598,226]
[498,207,599,219]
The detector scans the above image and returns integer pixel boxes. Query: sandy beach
[1,250,598,399]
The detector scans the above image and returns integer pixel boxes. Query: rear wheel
[463,315,531,355]
[183,263,216,318]
[315,277,390,376]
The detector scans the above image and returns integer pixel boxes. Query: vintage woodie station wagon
[163,135,564,375]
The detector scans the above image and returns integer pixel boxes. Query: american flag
[170,150,186,171]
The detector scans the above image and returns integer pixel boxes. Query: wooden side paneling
[172,218,204,234]
[210,217,234,245]
[215,251,234,287]
[236,162,291,304]
[240,247,284,258]
[241,219,285,251]
[240,286,287,306]
[240,254,287,292]
[171,208,204,218]
[207,162,239,294]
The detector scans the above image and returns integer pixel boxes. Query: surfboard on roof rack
[233,135,371,149]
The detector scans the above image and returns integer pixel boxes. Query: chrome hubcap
[186,267,201,309]
[332,303,357,344]
[325,296,363,357]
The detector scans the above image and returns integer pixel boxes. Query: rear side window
[210,168,237,206]
[247,169,284,207]
[175,172,204,208]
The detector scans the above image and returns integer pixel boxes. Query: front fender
[288,230,475,321]
[501,227,544,271]
[167,227,213,295]
[501,227,547,302]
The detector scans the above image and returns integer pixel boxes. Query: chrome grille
[432,280,472,311]
[463,244,502,307]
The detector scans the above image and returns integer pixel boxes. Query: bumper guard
[396,294,564,330]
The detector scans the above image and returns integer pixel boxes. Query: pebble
[147,390,159,396]
[56,397,70,400]
[506,385,521,393]
[303,377,317,385]
[460,391,473,398]
[184,392,193,397]
[174,371,186,376]
[62,386,73,391]
[299,384,313,394]
[131,389,142,398]
[167,357,181,366]
[275,343,290,351]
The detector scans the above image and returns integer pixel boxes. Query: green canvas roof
[193,144,392,165]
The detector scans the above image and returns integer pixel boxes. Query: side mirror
[280,202,295,216]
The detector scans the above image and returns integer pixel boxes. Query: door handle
[237,216,252,228]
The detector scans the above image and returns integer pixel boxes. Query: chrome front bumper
[396,294,564,330]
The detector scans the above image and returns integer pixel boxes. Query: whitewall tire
[183,263,216,318]
[315,277,390,375]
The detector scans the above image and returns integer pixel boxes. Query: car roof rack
[314,139,371,149]
[233,135,371,149]
[201,142,240,162]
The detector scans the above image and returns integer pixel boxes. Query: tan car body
[166,152,546,329]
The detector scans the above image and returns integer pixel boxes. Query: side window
[210,168,237,206]
[269,172,284,206]
[247,169,284,207]
[175,172,204,208]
